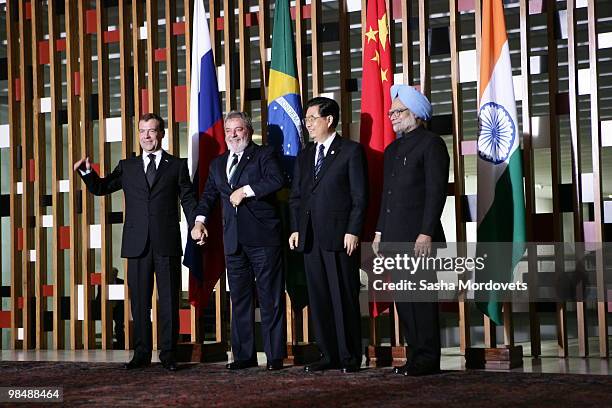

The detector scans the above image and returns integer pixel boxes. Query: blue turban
[390,84,432,121]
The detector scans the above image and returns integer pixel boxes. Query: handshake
[191,221,208,246]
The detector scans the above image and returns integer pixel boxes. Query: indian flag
[476,0,526,325]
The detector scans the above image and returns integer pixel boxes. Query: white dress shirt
[143,149,163,172]
[314,132,337,166]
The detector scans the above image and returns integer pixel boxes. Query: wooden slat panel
[146,0,160,114]
[118,0,133,350]
[186,0,198,343]
[96,0,112,350]
[295,0,307,105]
[311,0,322,96]
[145,0,161,351]
[566,0,587,358]
[258,0,269,142]
[543,0,567,359]
[48,0,66,350]
[78,0,95,349]
[65,0,83,351]
[208,0,217,60]
[166,0,179,153]
[418,0,430,96]
[238,0,249,113]
[338,0,350,137]
[519,0,541,358]
[449,0,469,352]
[31,0,48,351]
[223,0,236,112]
[401,0,413,85]
[586,0,608,358]
[6,0,23,349]
[132,0,145,153]
[18,0,34,350]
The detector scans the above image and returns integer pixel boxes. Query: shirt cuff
[375,231,381,236]
[79,168,92,176]
[195,215,206,224]
[243,185,255,197]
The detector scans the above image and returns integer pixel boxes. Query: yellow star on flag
[365,26,378,44]
[380,68,388,82]
[371,50,380,64]
[378,13,389,51]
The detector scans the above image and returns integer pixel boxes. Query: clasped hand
[191,222,208,246]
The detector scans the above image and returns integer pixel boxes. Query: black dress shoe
[402,361,440,376]
[226,360,258,370]
[124,356,151,370]
[340,364,360,373]
[266,359,284,371]
[304,362,338,373]
[161,359,178,372]
[393,362,410,375]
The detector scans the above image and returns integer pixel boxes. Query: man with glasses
[289,97,368,373]
[373,84,450,376]
[74,112,197,372]
[190,111,287,371]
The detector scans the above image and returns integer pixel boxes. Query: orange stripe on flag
[479,0,509,101]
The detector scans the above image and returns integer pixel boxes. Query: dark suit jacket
[376,126,449,243]
[289,134,368,252]
[193,142,284,255]
[81,151,197,258]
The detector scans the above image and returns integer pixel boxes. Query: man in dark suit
[190,111,286,371]
[289,97,368,373]
[373,84,450,376]
[74,112,196,371]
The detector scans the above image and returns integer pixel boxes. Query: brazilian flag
[267,0,308,310]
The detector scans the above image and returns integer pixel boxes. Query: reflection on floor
[1,338,611,375]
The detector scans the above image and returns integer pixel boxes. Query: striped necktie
[314,143,325,179]
[227,153,239,187]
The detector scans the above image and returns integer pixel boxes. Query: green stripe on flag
[270,0,297,78]
[477,150,526,325]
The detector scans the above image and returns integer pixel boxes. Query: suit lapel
[134,155,149,188]
[313,135,342,188]
[229,143,255,187]
[217,151,229,185]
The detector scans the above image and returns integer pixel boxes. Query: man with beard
[191,111,287,371]
[373,85,450,376]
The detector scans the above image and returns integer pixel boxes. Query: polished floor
[2,338,612,375]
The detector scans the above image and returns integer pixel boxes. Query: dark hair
[224,110,254,135]
[140,113,165,132]
[304,97,340,129]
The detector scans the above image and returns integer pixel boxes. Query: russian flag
[184,0,226,310]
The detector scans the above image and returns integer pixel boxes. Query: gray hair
[224,111,254,135]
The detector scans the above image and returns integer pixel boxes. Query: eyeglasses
[387,108,409,118]
[303,116,323,125]
[139,128,159,135]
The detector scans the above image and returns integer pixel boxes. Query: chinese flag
[360,0,395,318]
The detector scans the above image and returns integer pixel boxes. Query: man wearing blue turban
[372,84,450,376]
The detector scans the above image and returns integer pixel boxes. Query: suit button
[306,210,311,215]
[391,173,395,177]
[386,209,391,213]
[387,190,392,195]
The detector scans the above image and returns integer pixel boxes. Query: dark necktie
[146,153,157,187]
[314,143,325,178]
[228,153,239,187]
